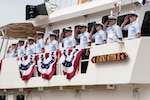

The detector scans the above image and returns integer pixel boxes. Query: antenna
[110,10,113,16]
[117,2,122,15]
[114,1,122,15]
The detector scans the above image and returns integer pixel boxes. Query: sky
[0,0,44,58]
[0,0,44,26]
[0,0,78,58]
[0,0,99,26]
[0,0,83,26]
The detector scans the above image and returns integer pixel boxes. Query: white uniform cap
[18,40,25,43]
[108,15,117,20]
[79,23,87,28]
[12,42,17,45]
[28,37,34,40]
[36,31,44,35]
[129,11,138,17]
[65,27,73,31]
[49,31,57,36]
[95,22,104,26]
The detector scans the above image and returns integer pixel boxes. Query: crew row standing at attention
[45,31,59,52]
[121,11,141,40]
[7,32,45,58]
[59,27,76,49]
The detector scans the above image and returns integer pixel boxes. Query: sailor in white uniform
[89,22,106,45]
[25,37,36,55]
[59,27,76,49]
[7,43,17,58]
[105,15,123,43]
[74,23,91,73]
[121,11,141,40]
[75,24,91,48]
[45,31,59,52]
[35,32,45,54]
[16,40,25,57]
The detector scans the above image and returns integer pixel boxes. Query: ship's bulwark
[0,38,150,86]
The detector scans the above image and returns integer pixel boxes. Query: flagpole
[44,0,49,3]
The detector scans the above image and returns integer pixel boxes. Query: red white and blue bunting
[17,48,83,81]
[36,51,58,80]
[17,55,35,80]
[59,48,83,80]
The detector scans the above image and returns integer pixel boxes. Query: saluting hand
[9,45,11,48]
[26,41,29,45]
[75,27,80,33]
[60,32,64,37]
[124,16,129,23]
[85,50,89,56]
[104,21,109,25]
[89,26,95,40]
[45,37,49,41]
[45,37,49,45]
[91,26,95,33]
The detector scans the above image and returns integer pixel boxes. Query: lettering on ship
[91,52,128,63]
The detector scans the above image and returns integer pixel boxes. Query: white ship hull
[1,0,150,100]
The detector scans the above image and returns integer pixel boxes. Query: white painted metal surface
[1,0,150,100]
[0,38,150,89]
[33,0,142,26]
[2,84,150,100]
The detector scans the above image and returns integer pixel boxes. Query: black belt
[95,44,102,45]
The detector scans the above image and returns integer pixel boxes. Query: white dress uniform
[124,21,141,40]
[78,32,91,47]
[46,39,59,52]
[35,38,44,54]
[8,48,16,57]
[26,44,36,55]
[106,24,123,43]
[62,36,76,49]
[17,46,25,57]
[92,30,106,45]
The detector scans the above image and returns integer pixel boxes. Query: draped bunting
[36,51,58,80]
[59,48,83,79]
[17,48,83,81]
[18,55,35,80]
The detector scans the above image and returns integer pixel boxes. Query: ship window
[141,11,150,36]
[88,22,97,34]
[62,27,72,38]
[74,25,80,45]
[16,95,24,100]
[0,95,6,100]
[88,22,97,43]
[102,15,109,24]
[53,29,60,40]
[117,14,129,38]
